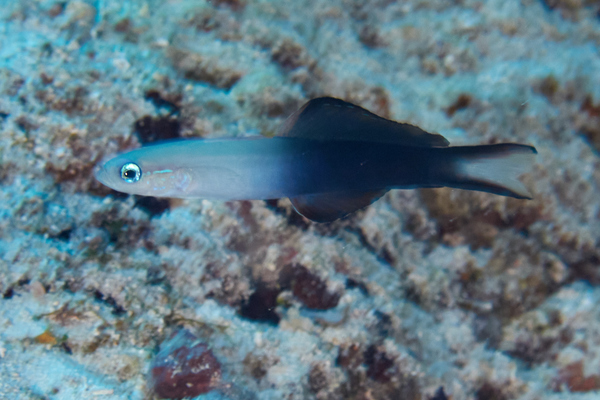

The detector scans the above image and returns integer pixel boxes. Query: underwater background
[1,0,600,399]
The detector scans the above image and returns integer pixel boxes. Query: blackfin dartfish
[94,97,537,222]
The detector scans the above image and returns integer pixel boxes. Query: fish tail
[439,143,537,199]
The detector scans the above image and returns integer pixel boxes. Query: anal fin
[290,190,387,223]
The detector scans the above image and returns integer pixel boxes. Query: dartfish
[94,97,536,222]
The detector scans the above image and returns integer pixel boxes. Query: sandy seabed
[1,0,600,399]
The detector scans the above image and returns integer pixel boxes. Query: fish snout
[93,162,112,187]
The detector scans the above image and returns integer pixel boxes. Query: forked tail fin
[443,143,537,199]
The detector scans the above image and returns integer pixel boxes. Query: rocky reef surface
[0,0,599,399]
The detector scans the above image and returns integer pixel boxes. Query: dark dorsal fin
[277,97,449,147]
[290,190,387,223]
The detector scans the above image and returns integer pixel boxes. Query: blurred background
[0,1,599,399]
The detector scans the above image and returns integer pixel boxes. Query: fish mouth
[93,163,110,186]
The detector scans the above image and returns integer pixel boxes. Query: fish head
[94,150,191,197]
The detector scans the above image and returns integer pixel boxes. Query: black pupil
[124,169,135,178]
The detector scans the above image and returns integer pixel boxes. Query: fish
[94,97,537,222]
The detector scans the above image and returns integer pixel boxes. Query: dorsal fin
[290,190,387,223]
[277,97,449,147]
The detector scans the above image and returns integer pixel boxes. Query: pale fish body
[95,97,537,222]
[96,137,300,200]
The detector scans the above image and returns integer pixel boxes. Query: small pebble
[149,330,221,399]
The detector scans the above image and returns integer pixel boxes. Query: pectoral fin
[290,190,387,222]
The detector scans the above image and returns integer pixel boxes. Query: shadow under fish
[94,97,537,222]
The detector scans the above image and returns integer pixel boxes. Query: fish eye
[120,162,141,183]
